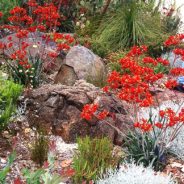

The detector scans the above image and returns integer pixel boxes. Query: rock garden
[0,0,184,184]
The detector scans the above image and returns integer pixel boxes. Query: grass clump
[91,1,169,56]
[30,128,49,167]
[72,136,118,184]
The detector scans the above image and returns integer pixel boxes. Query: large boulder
[54,46,106,86]
[23,80,133,145]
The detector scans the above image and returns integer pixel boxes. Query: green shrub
[91,1,168,56]
[72,136,118,183]
[0,77,22,131]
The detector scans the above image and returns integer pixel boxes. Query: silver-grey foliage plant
[97,162,177,184]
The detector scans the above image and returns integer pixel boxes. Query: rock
[171,162,183,168]
[54,46,106,86]
[54,65,78,86]
[0,158,7,164]
[23,80,133,145]
[162,51,183,68]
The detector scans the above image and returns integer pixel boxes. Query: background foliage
[0,76,22,131]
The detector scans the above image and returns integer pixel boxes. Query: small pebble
[0,158,7,164]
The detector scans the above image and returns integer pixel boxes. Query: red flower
[97,110,109,120]
[27,0,38,7]
[155,122,163,129]
[156,58,169,66]
[81,104,99,121]
[48,51,58,58]
[37,25,46,31]
[103,86,109,93]
[159,110,165,118]
[170,68,184,76]
[0,12,3,18]
[16,30,29,39]
[57,43,70,51]
[142,57,157,66]
[141,123,152,132]
[134,122,140,128]
[0,42,5,49]
[7,42,13,48]
[165,80,178,89]
[7,36,12,41]
[25,64,31,69]
[164,34,184,46]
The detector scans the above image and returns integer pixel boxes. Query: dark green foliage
[0,77,22,131]
[72,136,118,183]
[30,128,49,167]
[93,1,167,53]
[125,132,166,171]
[9,56,43,88]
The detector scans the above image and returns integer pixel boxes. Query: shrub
[92,1,168,53]
[72,136,118,183]
[97,162,176,184]
[30,128,49,167]
[139,100,184,161]
[0,77,22,131]
[125,132,166,171]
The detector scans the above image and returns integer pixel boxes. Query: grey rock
[162,51,184,68]
[54,46,106,86]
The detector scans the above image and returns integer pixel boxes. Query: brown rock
[23,80,133,145]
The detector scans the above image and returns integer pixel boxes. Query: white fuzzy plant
[97,162,177,184]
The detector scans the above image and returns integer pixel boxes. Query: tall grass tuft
[72,136,118,183]
[92,1,168,53]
